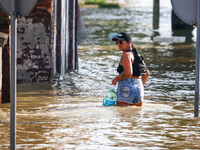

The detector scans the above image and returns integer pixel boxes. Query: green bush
[85,0,105,4]
[99,3,120,8]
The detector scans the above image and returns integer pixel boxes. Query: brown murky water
[1,0,200,149]
[1,80,200,149]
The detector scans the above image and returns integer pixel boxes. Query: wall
[17,0,53,82]
[0,46,2,107]
[0,0,81,104]
[0,0,80,83]
[1,33,9,104]
[0,6,10,104]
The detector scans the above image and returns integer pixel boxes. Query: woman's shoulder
[124,51,134,59]
[121,52,134,64]
[122,52,130,58]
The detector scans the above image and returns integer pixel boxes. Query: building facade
[0,0,79,104]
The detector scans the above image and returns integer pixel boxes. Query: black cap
[112,32,132,42]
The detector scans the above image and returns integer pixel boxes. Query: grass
[84,0,120,8]
[85,0,105,4]
[99,2,120,8]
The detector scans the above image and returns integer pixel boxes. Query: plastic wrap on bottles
[102,89,117,106]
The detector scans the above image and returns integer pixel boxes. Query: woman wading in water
[112,32,149,106]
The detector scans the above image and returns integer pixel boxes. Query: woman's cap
[112,32,132,42]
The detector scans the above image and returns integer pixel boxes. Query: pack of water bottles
[102,89,117,106]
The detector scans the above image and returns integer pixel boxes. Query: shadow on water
[1,0,200,149]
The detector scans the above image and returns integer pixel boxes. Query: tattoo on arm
[121,72,126,78]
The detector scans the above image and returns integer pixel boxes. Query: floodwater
[1,0,200,149]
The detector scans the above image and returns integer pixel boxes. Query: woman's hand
[112,77,118,85]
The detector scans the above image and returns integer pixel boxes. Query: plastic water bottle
[102,89,117,106]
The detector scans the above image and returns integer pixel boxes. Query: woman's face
[117,40,130,51]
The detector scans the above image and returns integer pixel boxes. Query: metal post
[68,0,74,70]
[75,0,79,71]
[10,0,17,149]
[65,0,69,71]
[153,0,159,29]
[73,0,76,70]
[195,0,200,117]
[10,14,17,150]
[10,13,17,150]
[61,0,66,74]
[53,0,58,75]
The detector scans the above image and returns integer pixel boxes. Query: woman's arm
[112,53,133,85]
[141,69,150,85]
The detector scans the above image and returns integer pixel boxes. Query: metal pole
[10,0,17,149]
[65,0,69,71]
[53,0,57,75]
[195,0,200,117]
[153,0,159,29]
[61,0,66,74]
[75,0,79,71]
[73,0,76,70]
[68,0,74,70]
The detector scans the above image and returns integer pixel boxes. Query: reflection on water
[1,0,200,149]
